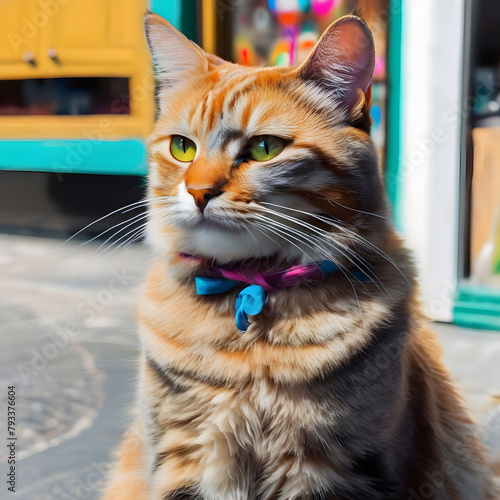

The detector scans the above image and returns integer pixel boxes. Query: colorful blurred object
[374,55,386,79]
[311,0,340,16]
[270,38,292,66]
[235,35,257,66]
[297,29,319,64]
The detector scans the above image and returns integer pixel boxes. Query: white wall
[400,0,466,321]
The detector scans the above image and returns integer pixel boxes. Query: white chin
[180,225,280,264]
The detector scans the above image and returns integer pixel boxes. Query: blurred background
[0,0,499,498]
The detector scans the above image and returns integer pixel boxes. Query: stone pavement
[0,234,145,500]
[0,234,499,499]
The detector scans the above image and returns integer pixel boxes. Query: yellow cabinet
[0,0,154,140]
[41,0,146,71]
[0,0,39,76]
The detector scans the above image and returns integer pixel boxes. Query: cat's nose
[187,187,222,212]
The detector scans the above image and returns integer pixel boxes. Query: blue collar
[195,260,342,332]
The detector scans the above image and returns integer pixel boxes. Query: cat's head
[144,12,386,269]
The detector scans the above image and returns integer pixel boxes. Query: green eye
[249,136,286,162]
[170,135,197,162]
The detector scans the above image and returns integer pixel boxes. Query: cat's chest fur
[140,349,408,500]
[138,268,409,499]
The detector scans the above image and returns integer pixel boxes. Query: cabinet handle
[22,51,35,65]
[47,48,59,62]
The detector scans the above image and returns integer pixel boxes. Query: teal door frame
[150,0,198,42]
[385,0,405,231]
[150,0,182,29]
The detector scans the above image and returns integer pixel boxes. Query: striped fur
[102,13,498,500]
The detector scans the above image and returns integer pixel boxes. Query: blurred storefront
[0,0,155,237]
[0,0,154,173]
[456,0,500,329]
[1,0,498,329]
[397,0,500,329]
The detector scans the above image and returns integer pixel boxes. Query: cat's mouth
[168,200,303,264]
[172,205,249,233]
[195,215,244,232]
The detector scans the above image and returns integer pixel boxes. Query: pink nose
[187,187,221,212]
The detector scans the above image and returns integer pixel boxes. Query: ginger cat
[102,12,498,500]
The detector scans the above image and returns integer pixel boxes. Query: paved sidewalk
[0,234,499,499]
[0,235,145,500]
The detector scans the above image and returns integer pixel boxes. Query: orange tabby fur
[102,13,498,500]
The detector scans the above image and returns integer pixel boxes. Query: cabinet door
[0,0,39,76]
[41,0,147,67]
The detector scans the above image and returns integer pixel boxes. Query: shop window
[0,77,130,116]
[465,0,500,283]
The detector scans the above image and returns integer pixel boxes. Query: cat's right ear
[144,12,219,87]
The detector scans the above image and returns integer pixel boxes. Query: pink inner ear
[333,21,374,92]
[299,17,375,110]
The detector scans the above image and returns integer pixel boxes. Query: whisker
[91,213,150,258]
[253,217,371,295]
[253,221,317,264]
[255,220,317,259]
[75,211,147,247]
[253,210,386,295]
[251,222,285,254]
[314,214,409,284]
[242,225,262,255]
[93,208,176,262]
[58,196,168,248]
[90,220,150,263]
[260,201,344,225]
[255,220,365,317]
[325,199,388,220]
[121,196,169,213]
[111,227,148,260]
[258,202,408,284]
[262,200,387,220]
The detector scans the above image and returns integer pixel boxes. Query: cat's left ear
[298,15,375,118]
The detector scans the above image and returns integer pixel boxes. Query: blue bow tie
[195,260,342,332]
[195,279,265,332]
